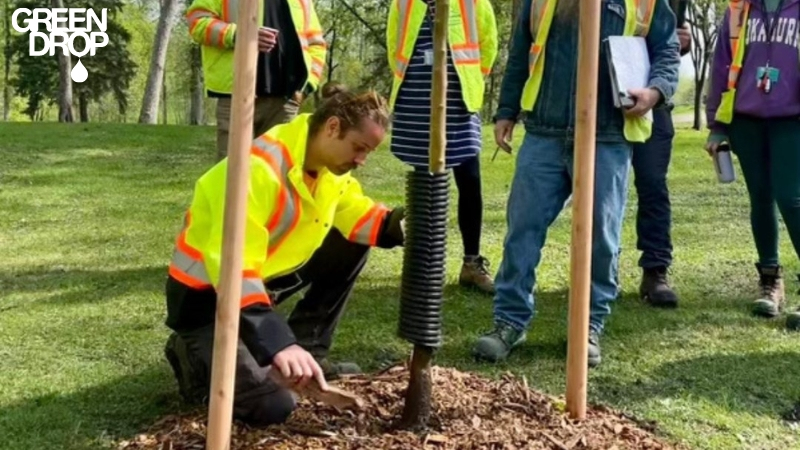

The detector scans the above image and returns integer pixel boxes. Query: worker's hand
[271,344,328,391]
[258,27,279,53]
[494,119,515,154]
[624,88,661,117]
[704,132,727,156]
[677,24,691,54]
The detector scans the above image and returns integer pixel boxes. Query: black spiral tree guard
[397,170,449,430]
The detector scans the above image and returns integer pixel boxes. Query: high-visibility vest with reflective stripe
[168,114,389,309]
[186,0,327,95]
[521,0,656,143]
[715,0,750,125]
[386,0,498,112]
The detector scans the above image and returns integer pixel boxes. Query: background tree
[686,0,727,130]
[138,0,180,124]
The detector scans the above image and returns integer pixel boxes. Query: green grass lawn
[1,121,799,450]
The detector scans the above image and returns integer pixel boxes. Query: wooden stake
[204,0,259,448]
[565,0,602,420]
[428,0,448,174]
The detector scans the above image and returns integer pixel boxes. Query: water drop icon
[71,59,88,83]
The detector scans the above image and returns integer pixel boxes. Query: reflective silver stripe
[225,0,239,23]
[311,60,324,76]
[300,0,311,30]
[452,48,480,62]
[171,248,211,285]
[350,209,382,245]
[207,21,227,45]
[298,36,309,48]
[530,0,548,37]
[396,60,408,76]
[242,277,267,299]
[252,136,300,253]
[461,0,478,44]
[187,10,214,24]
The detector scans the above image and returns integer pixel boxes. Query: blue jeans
[493,133,632,334]
[631,107,674,269]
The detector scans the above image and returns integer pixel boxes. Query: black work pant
[165,229,369,426]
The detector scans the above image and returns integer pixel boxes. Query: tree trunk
[161,69,168,124]
[52,0,74,122]
[79,93,89,122]
[138,0,180,124]
[3,0,11,121]
[189,44,204,125]
[693,78,703,130]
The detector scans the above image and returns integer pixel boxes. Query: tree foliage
[10,0,136,120]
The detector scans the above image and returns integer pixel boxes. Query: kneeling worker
[163,88,405,426]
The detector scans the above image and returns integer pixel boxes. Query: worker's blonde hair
[309,83,390,138]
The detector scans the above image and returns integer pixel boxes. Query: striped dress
[390,2,483,169]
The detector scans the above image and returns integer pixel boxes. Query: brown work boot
[459,255,495,294]
[752,264,785,318]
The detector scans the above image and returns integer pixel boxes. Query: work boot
[639,267,679,308]
[588,331,602,368]
[472,322,526,362]
[459,255,495,294]
[752,264,784,318]
[316,357,362,381]
[164,333,206,405]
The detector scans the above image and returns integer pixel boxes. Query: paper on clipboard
[605,35,653,122]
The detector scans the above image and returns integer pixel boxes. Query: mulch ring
[119,365,682,450]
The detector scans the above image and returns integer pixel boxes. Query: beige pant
[215,96,300,161]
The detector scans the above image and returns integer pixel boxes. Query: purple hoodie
[707,0,800,133]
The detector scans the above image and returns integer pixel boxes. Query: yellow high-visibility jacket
[169,114,390,309]
[185,0,327,95]
[522,0,657,143]
[386,0,498,112]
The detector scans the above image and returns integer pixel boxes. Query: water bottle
[713,143,735,183]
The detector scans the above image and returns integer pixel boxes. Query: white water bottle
[713,143,735,184]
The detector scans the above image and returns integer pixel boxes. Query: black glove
[376,207,404,249]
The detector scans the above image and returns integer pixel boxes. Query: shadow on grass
[0,364,188,450]
[0,266,167,310]
[595,351,800,419]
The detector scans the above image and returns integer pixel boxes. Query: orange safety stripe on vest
[251,135,302,256]
[349,203,389,246]
[394,0,483,76]
[727,0,750,89]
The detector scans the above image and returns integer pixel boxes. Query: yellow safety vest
[185,0,327,95]
[522,0,657,143]
[714,0,750,125]
[386,0,498,112]
[168,114,388,308]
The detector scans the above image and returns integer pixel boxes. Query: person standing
[705,0,800,321]
[186,0,327,160]
[386,0,499,294]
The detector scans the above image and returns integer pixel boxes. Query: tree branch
[339,0,386,50]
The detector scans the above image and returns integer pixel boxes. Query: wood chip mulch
[118,365,682,450]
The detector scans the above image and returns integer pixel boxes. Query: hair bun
[320,81,349,100]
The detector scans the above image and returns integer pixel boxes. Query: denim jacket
[495,0,681,143]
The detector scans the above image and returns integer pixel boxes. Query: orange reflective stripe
[251,135,302,256]
[169,214,212,289]
[298,0,311,31]
[395,0,413,76]
[241,272,270,308]
[349,204,389,246]
[633,0,656,36]
[727,0,750,90]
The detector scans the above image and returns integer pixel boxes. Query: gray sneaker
[472,322,526,362]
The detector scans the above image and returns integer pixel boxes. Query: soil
[118,365,682,450]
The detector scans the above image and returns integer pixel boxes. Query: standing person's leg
[631,107,678,307]
[472,134,572,362]
[215,98,232,161]
[283,229,370,378]
[253,96,302,137]
[767,118,800,330]
[728,115,784,317]
[453,155,494,294]
[568,140,632,366]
